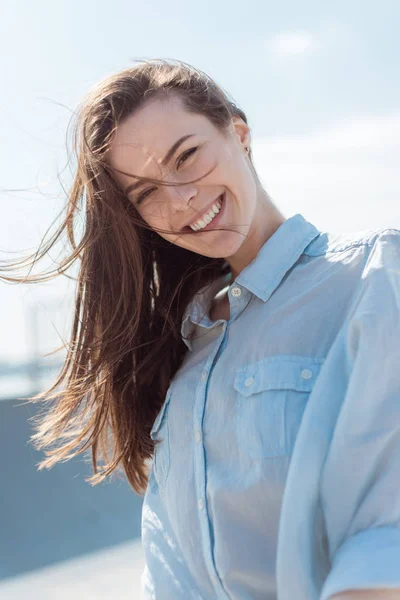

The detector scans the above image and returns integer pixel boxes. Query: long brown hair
[1,59,254,495]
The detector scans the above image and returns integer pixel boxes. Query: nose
[166,183,198,209]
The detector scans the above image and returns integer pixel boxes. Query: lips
[181,194,224,231]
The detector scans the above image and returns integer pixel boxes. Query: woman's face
[108,93,257,259]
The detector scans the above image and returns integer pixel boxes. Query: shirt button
[301,368,313,380]
[201,371,207,380]
[244,376,254,387]
[195,430,201,443]
[231,286,242,297]
[198,498,204,510]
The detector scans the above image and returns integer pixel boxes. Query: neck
[225,190,286,281]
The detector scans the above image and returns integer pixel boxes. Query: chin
[197,234,245,260]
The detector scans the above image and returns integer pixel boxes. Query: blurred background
[1,0,399,598]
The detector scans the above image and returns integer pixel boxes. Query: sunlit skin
[108,93,286,283]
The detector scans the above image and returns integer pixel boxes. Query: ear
[230,115,251,153]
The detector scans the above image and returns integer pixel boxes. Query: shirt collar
[180,213,321,349]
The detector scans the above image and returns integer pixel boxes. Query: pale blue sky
[1,0,399,364]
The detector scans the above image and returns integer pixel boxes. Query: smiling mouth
[181,192,225,233]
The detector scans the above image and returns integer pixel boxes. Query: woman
[3,59,400,600]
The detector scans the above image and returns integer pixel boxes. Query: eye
[176,146,198,169]
[136,186,156,205]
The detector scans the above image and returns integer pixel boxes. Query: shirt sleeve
[319,229,400,600]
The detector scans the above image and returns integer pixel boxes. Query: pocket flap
[150,388,172,440]
[234,355,324,397]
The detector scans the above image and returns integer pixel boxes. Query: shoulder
[304,224,400,259]
[339,227,400,361]
[350,227,400,322]
[301,225,400,325]
[304,226,400,289]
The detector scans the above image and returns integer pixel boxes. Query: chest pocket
[149,387,173,493]
[234,355,324,459]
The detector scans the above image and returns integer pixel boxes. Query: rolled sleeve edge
[320,526,400,600]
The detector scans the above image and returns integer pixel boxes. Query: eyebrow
[124,133,196,196]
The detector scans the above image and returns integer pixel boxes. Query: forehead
[108,94,215,169]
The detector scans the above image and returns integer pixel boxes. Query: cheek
[221,153,250,191]
[228,167,257,218]
[224,166,252,205]
[141,200,168,228]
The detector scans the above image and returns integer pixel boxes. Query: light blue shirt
[140,213,400,600]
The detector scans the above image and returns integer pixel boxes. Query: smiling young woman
[2,59,400,600]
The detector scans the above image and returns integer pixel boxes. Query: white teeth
[189,197,223,231]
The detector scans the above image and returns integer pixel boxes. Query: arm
[330,591,400,600]
[319,231,400,600]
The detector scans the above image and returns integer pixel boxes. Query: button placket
[228,285,253,323]
[231,286,242,297]
[192,325,231,600]
[195,371,206,448]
